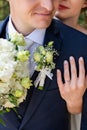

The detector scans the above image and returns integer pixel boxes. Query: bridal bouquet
[0,33,32,125]
[33,41,58,90]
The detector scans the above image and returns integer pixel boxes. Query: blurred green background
[0,0,87,29]
[79,12,87,29]
[0,0,9,20]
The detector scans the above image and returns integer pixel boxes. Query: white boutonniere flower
[33,41,58,90]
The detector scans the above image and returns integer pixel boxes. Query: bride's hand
[57,56,87,114]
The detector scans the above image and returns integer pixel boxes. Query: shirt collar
[25,29,46,45]
[6,17,46,45]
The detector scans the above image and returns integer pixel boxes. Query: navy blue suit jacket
[0,17,87,130]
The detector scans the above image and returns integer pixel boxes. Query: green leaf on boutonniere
[38,86,44,90]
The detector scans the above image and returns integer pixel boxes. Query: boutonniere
[0,32,32,126]
[33,41,58,90]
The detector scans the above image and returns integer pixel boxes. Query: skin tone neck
[60,15,87,35]
[59,14,80,29]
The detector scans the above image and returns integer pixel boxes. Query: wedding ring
[66,80,70,83]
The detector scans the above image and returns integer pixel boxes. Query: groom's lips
[58,4,69,10]
[34,11,53,19]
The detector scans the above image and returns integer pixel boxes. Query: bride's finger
[57,69,64,92]
[70,56,77,84]
[78,57,85,84]
[64,60,70,83]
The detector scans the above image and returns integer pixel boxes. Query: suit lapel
[19,76,51,130]
[0,16,9,38]
[19,19,62,129]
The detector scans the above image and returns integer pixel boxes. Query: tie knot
[24,38,34,50]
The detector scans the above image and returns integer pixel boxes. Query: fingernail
[64,60,68,65]
[69,56,74,60]
[79,57,83,61]
[57,69,60,73]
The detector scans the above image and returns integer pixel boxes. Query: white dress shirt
[6,17,46,77]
